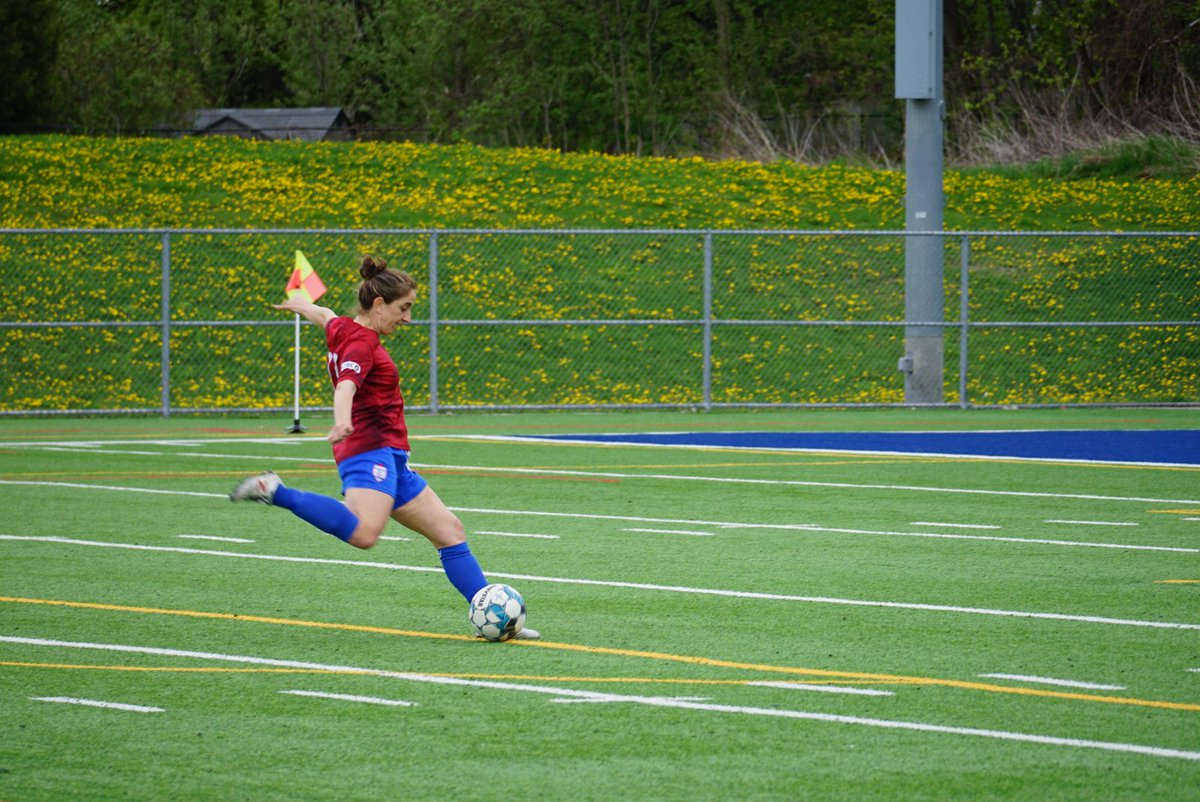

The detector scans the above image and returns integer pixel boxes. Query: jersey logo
[340,360,362,374]
[372,463,388,483]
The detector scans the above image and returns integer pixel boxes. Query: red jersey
[325,316,410,462]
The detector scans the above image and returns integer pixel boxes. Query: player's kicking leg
[393,486,540,640]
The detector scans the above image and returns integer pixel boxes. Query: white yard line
[0,479,1192,553]
[0,438,317,448]
[978,673,1127,691]
[177,535,255,544]
[420,463,1200,506]
[1045,520,1140,527]
[911,522,1002,530]
[20,446,325,464]
[475,531,561,540]
[30,696,164,713]
[624,528,716,537]
[0,480,227,498]
[867,527,1181,551]
[3,534,1198,631]
[279,690,416,707]
[550,694,715,704]
[747,682,894,697]
[5,635,1198,763]
[5,442,1200,505]
[454,507,1196,554]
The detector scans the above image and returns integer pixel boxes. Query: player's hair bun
[360,255,388,279]
[356,254,417,312]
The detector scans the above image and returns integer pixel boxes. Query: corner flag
[286,251,327,302]
[284,250,326,435]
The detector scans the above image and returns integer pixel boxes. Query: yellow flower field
[0,136,1196,411]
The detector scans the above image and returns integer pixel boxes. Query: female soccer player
[230,255,538,639]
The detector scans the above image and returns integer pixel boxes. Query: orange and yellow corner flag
[285,250,327,303]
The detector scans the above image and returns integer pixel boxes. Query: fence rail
[1,228,1197,415]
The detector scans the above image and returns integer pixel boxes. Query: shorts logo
[340,360,362,374]
[372,463,388,483]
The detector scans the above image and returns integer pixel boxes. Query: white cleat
[229,471,281,504]
[474,626,540,642]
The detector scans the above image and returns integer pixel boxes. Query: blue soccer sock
[438,542,489,602]
[272,484,358,542]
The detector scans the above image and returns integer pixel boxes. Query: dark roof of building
[193,107,349,141]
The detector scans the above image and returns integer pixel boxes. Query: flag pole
[284,250,324,435]
[287,313,306,433]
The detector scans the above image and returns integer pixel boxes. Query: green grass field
[2,408,1198,800]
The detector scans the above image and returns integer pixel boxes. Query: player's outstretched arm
[273,297,336,328]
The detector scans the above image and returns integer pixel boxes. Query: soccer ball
[469,583,526,641]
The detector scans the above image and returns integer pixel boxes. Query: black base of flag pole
[286,418,307,434]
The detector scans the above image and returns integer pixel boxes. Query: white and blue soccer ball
[469,583,526,641]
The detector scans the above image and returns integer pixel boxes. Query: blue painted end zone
[519,429,1200,466]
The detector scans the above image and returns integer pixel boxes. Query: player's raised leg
[230,471,390,546]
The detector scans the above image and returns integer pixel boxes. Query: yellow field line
[512,639,1200,712]
[0,596,472,640]
[3,595,1198,712]
[1156,580,1200,585]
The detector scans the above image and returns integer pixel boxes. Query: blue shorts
[337,447,428,509]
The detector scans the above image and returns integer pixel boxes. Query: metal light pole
[895,0,945,403]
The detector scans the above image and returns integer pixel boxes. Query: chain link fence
[1,229,1196,415]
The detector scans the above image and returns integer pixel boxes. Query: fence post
[702,232,713,411]
[428,231,440,414]
[958,234,970,409]
[160,230,171,417]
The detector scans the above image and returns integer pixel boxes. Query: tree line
[3,0,1198,162]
